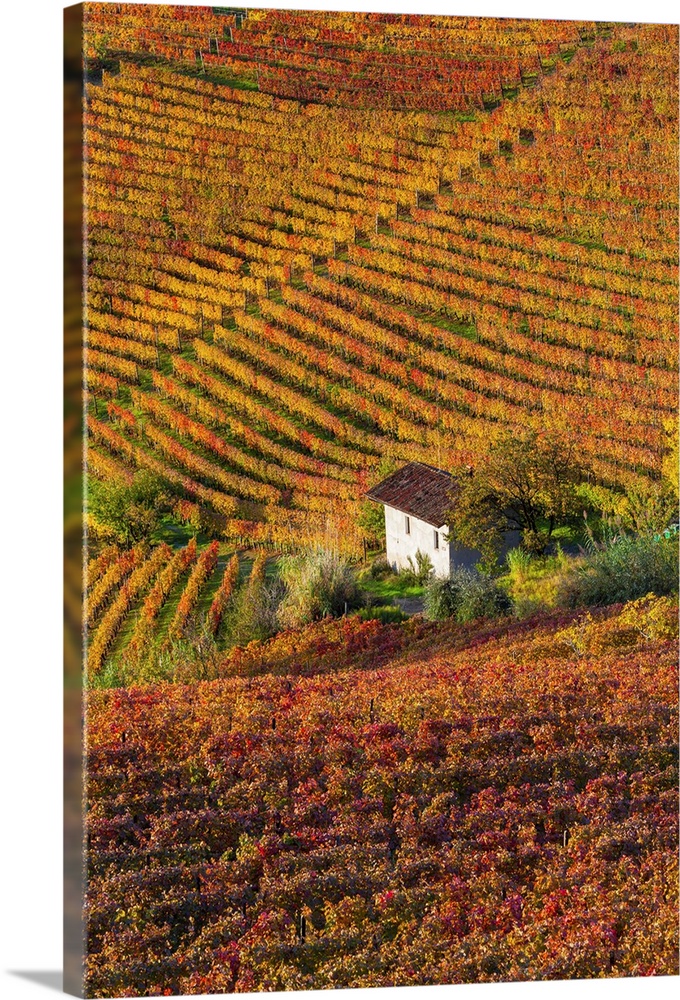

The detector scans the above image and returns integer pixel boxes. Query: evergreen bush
[557,534,678,608]
[424,567,511,623]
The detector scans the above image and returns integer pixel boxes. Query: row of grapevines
[88,544,172,674]
[167,541,220,641]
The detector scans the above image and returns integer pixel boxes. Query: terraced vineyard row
[85,539,261,680]
[83,9,677,555]
[85,596,679,995]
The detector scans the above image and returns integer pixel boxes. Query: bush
[400,549,434,586]
[368,556,392,579]
[505,546,533,581]
[276,549,361,629]
[557,534,678,608]
[424,567,512,623]
[503,546,570,619]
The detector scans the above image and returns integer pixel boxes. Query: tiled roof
[364,462,455,528]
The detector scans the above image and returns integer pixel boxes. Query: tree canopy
[446,431,584,563]
[87,471,171,545]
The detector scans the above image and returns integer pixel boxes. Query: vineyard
[83,5,678,561]
[85,595,679,995]
[85,538,265,680]
[76,9,679,993]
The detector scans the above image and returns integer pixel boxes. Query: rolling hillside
[75,10,680,995]
[83,7,678,556]
[85,594,679,995]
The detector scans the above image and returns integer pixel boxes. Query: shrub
[276,549,361,629]
[556,534,678,608]
[424,567,511,623]
[424,575,461,621]
[503,546,570,619]
[618,593,679,641]
[505,546,533,581]
[400,549,434,585]
[368,556,392,579]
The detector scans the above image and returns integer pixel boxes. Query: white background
[1,1,677,998]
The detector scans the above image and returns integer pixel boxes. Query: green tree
[356,499,386,548]
[358,457,398,548]
[446,431,583,563]
[87,471,171,545]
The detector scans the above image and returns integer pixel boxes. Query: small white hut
[365,461,483,577]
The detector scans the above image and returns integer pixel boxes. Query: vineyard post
[154,325,160,365]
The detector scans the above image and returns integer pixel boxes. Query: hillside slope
[85,596,679,995]
[83,9,678,554]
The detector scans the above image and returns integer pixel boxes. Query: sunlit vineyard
[83,6,678,558]
[74,6,680,995]
[85,538,263,680]
[85,595,678,996]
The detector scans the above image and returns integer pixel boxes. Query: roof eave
[364,492,447,530]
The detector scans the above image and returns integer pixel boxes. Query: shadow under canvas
[9,972,63,993]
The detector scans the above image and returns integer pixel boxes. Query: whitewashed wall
[384,505,459,577]
[383,505,518,577]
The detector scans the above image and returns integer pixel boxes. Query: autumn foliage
[76,9,680,992]
[85,596,678,995]
[82,8,678,560]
